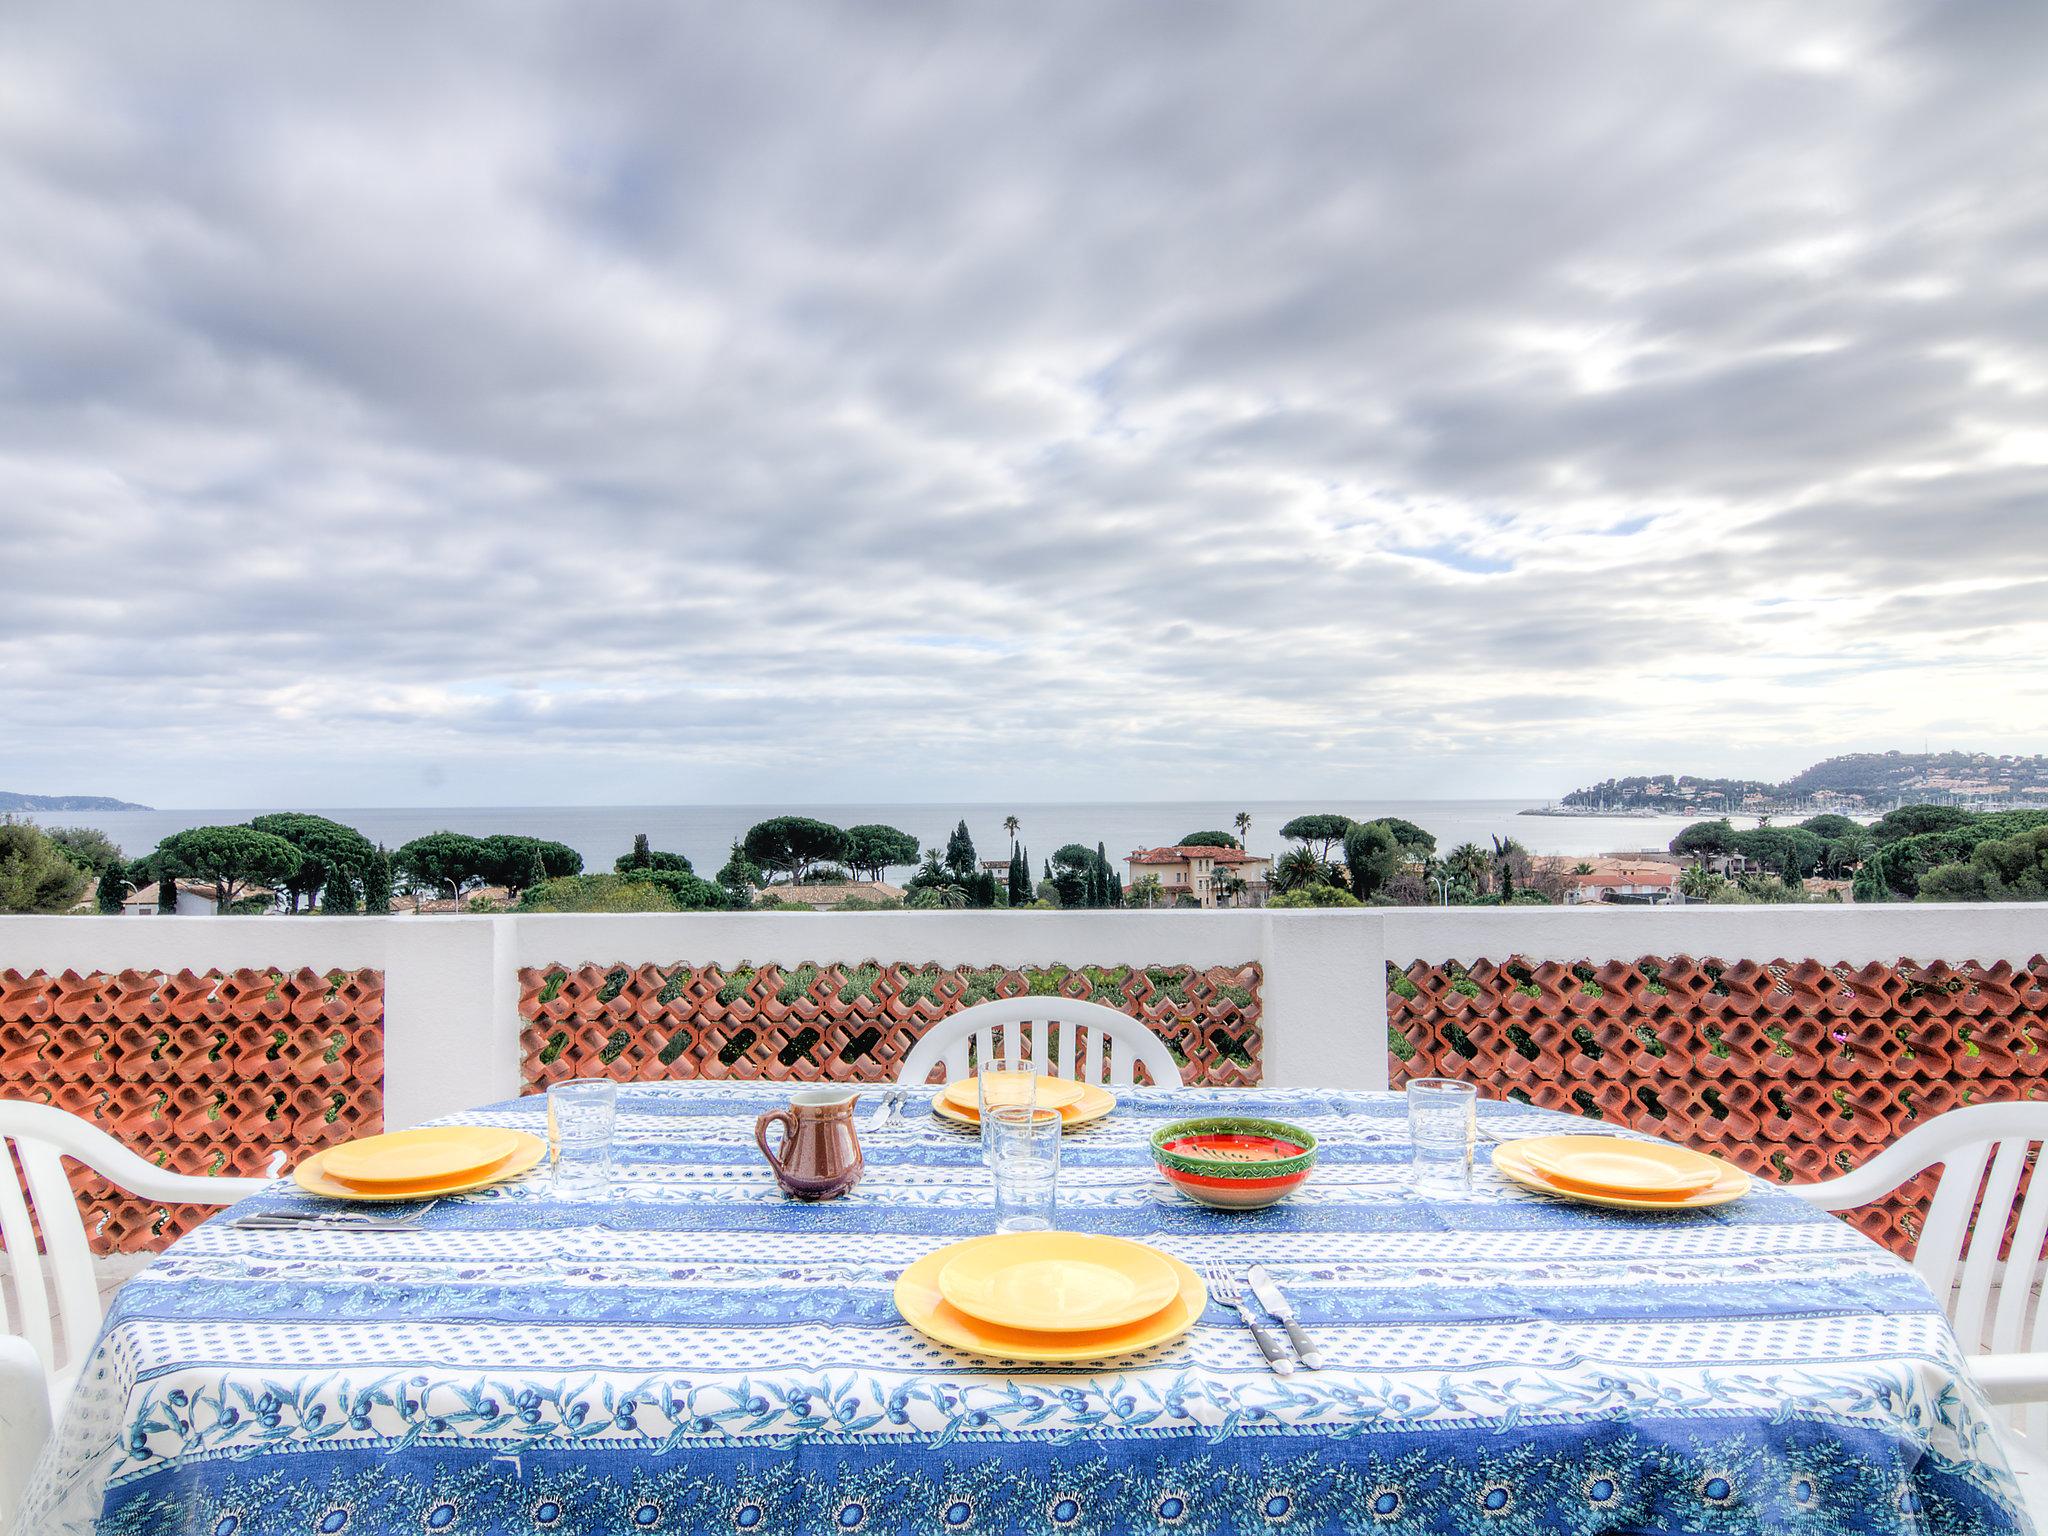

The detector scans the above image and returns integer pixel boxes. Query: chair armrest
[116,1169,273,1206]
[1967,1353,2048,1405]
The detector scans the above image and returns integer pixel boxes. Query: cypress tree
[944,819,977,880]
[364,846,393,915]
[629,832,652,870]
[157,870,178,915]
[1095,842,1123,908]
[1007,845,1028,906]
[321,869,360,914]
[524,848,548,894]
[96,861,128,914]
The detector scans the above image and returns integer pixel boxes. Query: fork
[1202,1263,1296,1376]
[866,1089,907,1131]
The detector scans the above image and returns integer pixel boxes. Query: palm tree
[1678,864,1720,901]
[1234,811,1252,847]
[1003,815,1020,853]
[1271,847,1330,893]
[1448,842,1487,891]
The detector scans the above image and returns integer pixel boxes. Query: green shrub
[1266,882,1362,908]
[621,869,731,910]
[518,875,678,913]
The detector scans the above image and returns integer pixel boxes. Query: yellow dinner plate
[938,1232,1181,1333]
[896,1239,1206,1362]
[322,1126,523,1187]
[293,1131,546,1201]
[1513,1135,1721,1197]
[1493,1139,1751,1210]
[931,1084,1115,1130]
[941,1072,1086,1112]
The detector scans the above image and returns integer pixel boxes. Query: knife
[1248,1266,1323,1369]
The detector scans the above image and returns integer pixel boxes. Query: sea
[17,800,1761,873]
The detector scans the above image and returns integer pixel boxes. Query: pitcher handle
[755,1108,796,1174]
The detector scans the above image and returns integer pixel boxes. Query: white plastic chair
[1,1101,268,1415]
[896,998,1182,1088]
[1795,1101,2048,1517]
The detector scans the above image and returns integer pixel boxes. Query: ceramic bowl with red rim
[1150,1117,1318,1210]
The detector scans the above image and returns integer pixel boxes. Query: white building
[1125,845,1272,908]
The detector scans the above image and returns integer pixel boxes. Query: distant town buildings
[120,881,232,916]
[1125,845,1272,908]
[1562,863,1678,906]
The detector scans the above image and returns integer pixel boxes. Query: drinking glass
[1407,1077,1477,1195]
[988,1104,1061,1233]
[547,1078,617,1201]
[977,1053,1046,1167]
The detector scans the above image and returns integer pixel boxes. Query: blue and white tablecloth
[20,1086,2030,1536]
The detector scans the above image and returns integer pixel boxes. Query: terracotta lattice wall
[519,960,1263,1090]
[0,968,384,1254]
[1389,953,2048,1254]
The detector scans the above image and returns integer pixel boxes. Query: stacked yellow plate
[930,1072,1116,1131]
[293,1125,546,1201]
[1492,1134,1749,1210]
[895,1232,1207,1361]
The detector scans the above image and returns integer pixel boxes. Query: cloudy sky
[3,2,2044,808]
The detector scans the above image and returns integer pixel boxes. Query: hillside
[1561,753,2048,813]
[0,790,152,811]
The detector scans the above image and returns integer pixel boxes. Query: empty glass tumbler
[988,1103,1062,1233]
[977,1054,1047,1167]
[547,1078,617,1200]
[1407,1077,1477,1195]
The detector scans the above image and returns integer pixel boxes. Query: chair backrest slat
[1951,1138,2029,1353]
[1105,1029,1133,1086]
[2025,1208,2048,1447]
[1993,1155,2048,1359]
[16,1143,99,1375]
[0,1139,56,1372]
[1917,1141,1994,1302]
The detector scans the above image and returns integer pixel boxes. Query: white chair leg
[0,1334,53,1532]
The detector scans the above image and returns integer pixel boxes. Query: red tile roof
[1127,845,1269,866]
[1569,866,1675,888]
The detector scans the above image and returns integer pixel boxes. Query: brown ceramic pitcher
[755,1086,864,1200]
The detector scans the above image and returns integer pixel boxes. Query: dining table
[18,1084,2030,1536]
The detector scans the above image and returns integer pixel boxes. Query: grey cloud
[1,0,2044,805]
